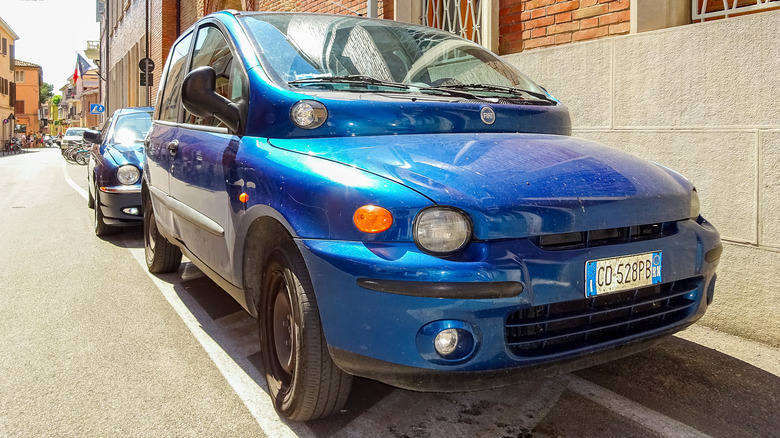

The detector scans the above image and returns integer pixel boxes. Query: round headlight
[414,207,472,255]
[691,188,700,219]
[117,165,141,185]
[290,100,328,129]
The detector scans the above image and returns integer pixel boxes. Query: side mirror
[181,66,241,134]
[83,129,102,145]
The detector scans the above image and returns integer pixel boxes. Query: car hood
[268,133,694,239]
[106,144,145,168]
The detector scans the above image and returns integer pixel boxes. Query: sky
[2,0,101,91]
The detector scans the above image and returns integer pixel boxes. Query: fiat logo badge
[480,106,496,125]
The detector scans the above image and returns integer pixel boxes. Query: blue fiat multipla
[143,11,722,421]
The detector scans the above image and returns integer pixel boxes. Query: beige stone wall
[504,10,780,347]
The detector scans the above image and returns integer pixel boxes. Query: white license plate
[585,251,662,297]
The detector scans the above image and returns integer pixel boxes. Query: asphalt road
[1,148,778,437]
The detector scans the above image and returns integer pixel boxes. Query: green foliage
[40,82,54,102]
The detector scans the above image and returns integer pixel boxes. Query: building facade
[0,15,18,148]
[13,59,42,138]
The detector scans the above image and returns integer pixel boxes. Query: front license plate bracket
[585,251,662,297]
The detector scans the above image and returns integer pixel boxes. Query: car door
[88,115,113,197]
[145,31,194,238]
[169,23,247,284]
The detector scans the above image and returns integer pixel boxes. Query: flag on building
[73,54,91,83]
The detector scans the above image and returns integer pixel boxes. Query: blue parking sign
[90,104,105,115]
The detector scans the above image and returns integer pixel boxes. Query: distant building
[0,15,18,147]
[58,66,100,129]
[13,59,42,137]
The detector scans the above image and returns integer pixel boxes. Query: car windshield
[239,13,546,99]
[109,112,152,149]
[65,128,86,137]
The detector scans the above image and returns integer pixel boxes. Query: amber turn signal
[353,205,393,233]
[239,193,249,203]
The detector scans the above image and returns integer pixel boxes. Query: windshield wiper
[289,75,497,101]
[426,83,557,104]
[288,75,412,90]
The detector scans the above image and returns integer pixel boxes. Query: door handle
[167,140,179,157]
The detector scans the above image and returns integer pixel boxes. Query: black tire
[259,242,352,421]
[94,189,118,236]
[87,183,95,209]
[143,193,182,273]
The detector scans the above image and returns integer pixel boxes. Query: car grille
[505,277,700,357]
[537,222,676,251]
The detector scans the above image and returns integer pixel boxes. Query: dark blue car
[85,107,153,236]
[143,12,721,421]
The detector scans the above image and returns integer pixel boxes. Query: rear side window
[158,32,193,122]
[184,25,244,127]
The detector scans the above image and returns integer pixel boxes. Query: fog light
[290,100,327,129]
[122,207,140,216]
[434,329,459,356]
[417,320,478,364]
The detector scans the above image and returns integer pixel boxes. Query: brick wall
[254,0,386,17]
[499,0,630,54]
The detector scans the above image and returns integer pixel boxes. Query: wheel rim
[93,190,100,230]
[266,267,295,389]
[273,286,295,375]
[144,206,156,263]
[147,217,157,253]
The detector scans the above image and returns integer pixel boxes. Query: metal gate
[693,0,780,21]
[424,0,482,44]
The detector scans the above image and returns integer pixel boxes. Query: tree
[40,82,54,103]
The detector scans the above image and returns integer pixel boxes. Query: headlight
[691,188,700,219]
[414,207,472,255]
[117,165,141,185]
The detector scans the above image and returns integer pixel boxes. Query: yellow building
[13,59,42,138]
[0,15,19,148]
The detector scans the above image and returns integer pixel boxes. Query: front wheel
[259,242,352,421]
[143,192,182,273]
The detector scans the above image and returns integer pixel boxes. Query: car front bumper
[296,218,721,391]
[97,186,143,226]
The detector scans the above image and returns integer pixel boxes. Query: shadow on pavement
[573,337,780,438]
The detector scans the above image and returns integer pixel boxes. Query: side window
[185,26,244,127]
[100,117,113,143]
[158,32,193,122]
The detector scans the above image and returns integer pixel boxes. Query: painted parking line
[564,375,712,438]
[62,158,89,200]
[123,243,308,438]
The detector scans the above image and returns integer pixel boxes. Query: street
[1,148,779,437]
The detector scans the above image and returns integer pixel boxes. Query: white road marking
[122,244,310,438]
[62,159,88,200]
[564,375,713,438]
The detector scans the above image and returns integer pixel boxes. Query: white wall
[504,10,780,347]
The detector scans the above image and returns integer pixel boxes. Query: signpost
[139,57,155,87]
[90,104,106,115]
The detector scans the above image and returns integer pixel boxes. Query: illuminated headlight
[290,100,327,129]
[117,165,141,185]
[414,207,472,255]
[691,188,700,219]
